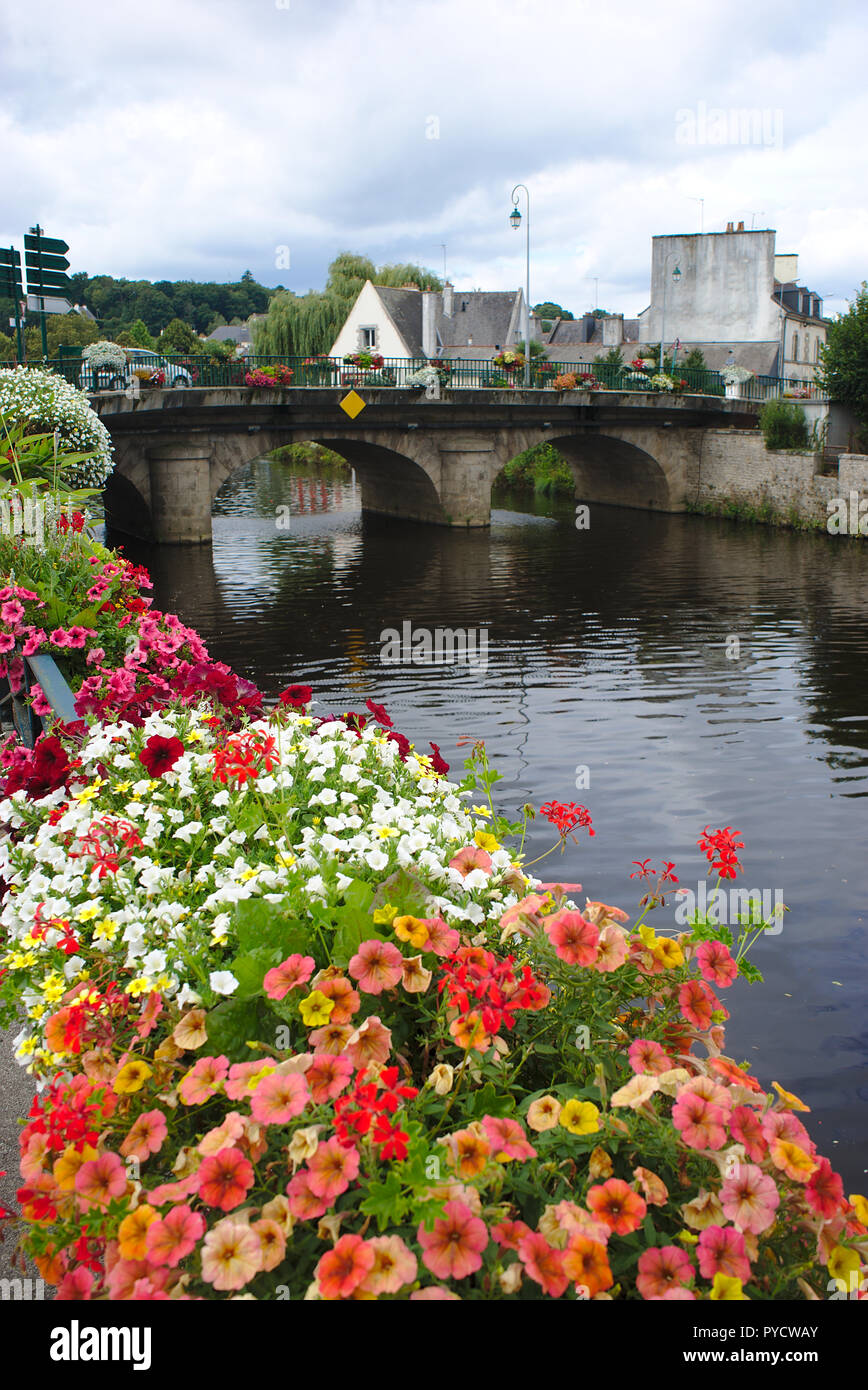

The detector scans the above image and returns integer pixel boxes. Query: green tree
[682,347,708,371]
[593,346,625,368]
[158,317,202,355]
[117,318,156,349]
[533,301,573,321]
[24,313,99,359]
[0,330,16,363]
[818,282,868,431]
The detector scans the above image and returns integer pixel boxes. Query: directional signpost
[0,247,25,363]
[25,227,71,359]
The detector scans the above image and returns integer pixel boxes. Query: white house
[638,224,829,381]
[329,281,527,361]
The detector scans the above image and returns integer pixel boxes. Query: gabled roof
[438,290,520,348]
[375,287,424,356]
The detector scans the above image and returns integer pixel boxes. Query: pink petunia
[671,1090,727,1151]
[729,1105,768,1162]
[306,1052,354,1104]
[628,1038,674,1076]
[544,909,599,966]
[344,1015,392,1071]
[417,1200,488,1281]
[481,1114,537,1162]
[348,938,404,995]
[448,846,493,878]
[286,1169,329,1221]
[720,1163,780,1234]
[263,953,315,1000]
[636,1245,694,1300]
[696,939,738,988]
[805,1158,845,1219]
[421,916,461,956]
[306,1137,360,1202]
[697,1225,751,1284]
[678,978,716,1031]
[251,1070,310,1124]
[120,1109,168,1162]
[518,1232,569,1298]
[145,1204,206,1267]
[178,1054,229,1105]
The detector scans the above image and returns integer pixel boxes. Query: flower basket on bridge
[492,350,525,374]
[245,364,294,388]
[301,356,336,385]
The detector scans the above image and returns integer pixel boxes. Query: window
[814,339,820,362]
[791,331,799,362]
[803,335,809,362]
[359,326,377,349]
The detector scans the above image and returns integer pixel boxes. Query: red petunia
[138,735,184,778]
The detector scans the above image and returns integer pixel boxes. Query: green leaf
[232,898,313,958]
[205,996,274,1061]
[468,1082,515,1117]
[228,949,281,1000]
[359,1173,410,1232]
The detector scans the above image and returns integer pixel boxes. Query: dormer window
[359,326,377,349]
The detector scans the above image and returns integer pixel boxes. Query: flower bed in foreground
[0,605,866,1301]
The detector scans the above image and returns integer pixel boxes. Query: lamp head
[673,265,682,282]
[509,206,522,230]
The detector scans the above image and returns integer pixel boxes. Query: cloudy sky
[2,0,866,318]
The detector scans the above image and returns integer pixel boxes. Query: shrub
[759,399,809,451]
[0,366,114,488]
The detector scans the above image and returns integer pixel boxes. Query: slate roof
[437,291,520,348]
[377,287,424,357]
[206,325,251,344]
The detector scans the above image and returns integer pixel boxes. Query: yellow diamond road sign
[339,390,366,419]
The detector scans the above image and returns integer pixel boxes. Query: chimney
[442,282,453,316]
[726,221,734,232]
[602,314,624,347]
[736,221,745,232]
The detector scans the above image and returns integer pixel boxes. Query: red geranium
[278,684,312,708]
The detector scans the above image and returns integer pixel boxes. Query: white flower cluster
[0,366,115,488]
[650,373,675,392]
[82,341,128,372]
[406,366,441,388]
[0,706,525,1067]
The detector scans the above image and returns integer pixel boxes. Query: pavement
[0,1025,39,1285]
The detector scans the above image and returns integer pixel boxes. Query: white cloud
[0,0,865,317]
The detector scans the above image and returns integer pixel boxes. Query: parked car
[78,350,195,391]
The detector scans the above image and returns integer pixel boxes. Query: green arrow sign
[24,234,69,256]
[0,249,21,268]
[25,251,69,273]
[27,272,73,294]
[0,271,23,296]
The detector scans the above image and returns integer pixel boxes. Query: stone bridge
[94,387,761,543]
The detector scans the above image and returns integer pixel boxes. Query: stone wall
[692,429,868,532]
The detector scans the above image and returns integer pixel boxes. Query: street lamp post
[510,185,531,387]
[659,252,682,374]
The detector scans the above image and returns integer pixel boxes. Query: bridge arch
[548,431,676,511]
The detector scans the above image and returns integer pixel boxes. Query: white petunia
[209,971,239,996]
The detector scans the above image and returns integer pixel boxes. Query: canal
[116,455,868,1190]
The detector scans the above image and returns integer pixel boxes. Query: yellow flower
[652,937,684,969]
[827,1245,861,1284]
[40,974,67,1004]
[710,1273,748,1300]
[187,730,204,743]
[15,1037,38,1057]
[372,903,397,925]
[76,905,101,923]
[558,1099,600,1136]
[118,1205,158,1260]
[27,1004,46,1022]
[53,1144,99,1191]
[239,868,259,882]
[125,977,153,998]
[72,778,105,804]
[114,781,132,793]
[637,924,658,950]
[114,1059,153,1094]
[848,1193,868,1225]
[248,1064,277,1091]
[94,918,118,942]
[772,1081,811,1112]
[375,826,397,840]
[677,1229,699,1245]
[393,916,429,949]
[474,830,501,853]
[276,853,297,869]
[299,990,334,1027]
[470,805,491,819]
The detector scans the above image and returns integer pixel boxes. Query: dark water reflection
[113,458,868,1188]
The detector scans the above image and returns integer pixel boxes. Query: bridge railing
[38,354,828,402]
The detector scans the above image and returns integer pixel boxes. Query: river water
[115,457,868,1188]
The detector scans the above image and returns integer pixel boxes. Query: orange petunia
[562,1235,614,1297]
